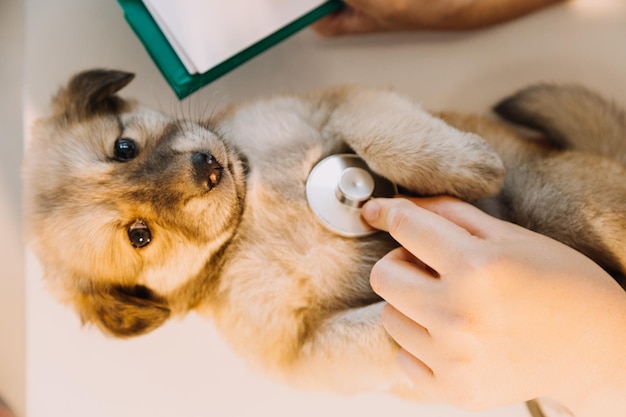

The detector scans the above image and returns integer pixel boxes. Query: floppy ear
[78,285,171,338]
[52,69,135,120]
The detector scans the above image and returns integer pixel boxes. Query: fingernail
[361,200,380,223]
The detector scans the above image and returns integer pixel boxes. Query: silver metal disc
[306,154,397,237]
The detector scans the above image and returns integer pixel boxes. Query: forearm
[431,0,568,30]
[570,384,626,417]
[315,0,569,35]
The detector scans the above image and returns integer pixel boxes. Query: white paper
[142,0,327,74]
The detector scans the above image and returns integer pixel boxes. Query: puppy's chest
[242,159,326,240]
[217,152,397,312]
[237,161,364,276]
[218,105,377,292]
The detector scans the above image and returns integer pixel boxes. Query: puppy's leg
[286,302,418,399]
[320,87,505,201]
[500,151,626,284]
[491,84,626,281]
[494,83,626,165]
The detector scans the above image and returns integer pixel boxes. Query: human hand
[312,0,565,36]
[362,196,626,413]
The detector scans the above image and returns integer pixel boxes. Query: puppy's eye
[114,138,138,161]
[128,221,152,248]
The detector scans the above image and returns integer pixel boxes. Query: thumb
[362,196,507,240]
[408,196,512,239]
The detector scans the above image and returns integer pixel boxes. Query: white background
[1,0,626,416]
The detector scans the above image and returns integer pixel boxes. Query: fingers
[384,304,478,405]
[382,303,433,362]
[381,304,446,400]
[370,247,440,322]
[362,197,480,273]
[312,7,384,37]
[396,349,437,392]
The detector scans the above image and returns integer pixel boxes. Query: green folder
[117,0,344,99]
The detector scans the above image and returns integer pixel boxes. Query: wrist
[551,290,626,416]
[558,376,626,417]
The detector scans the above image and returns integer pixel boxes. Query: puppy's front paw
[366,128,505,202]
[434,131,505,201]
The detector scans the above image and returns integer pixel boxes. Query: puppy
[23,70,626,397]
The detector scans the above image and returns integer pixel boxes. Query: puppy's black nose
[192,152,223,190]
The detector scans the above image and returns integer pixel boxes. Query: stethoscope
[305,154,396,237]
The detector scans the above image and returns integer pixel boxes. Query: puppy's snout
[192,152,223,190]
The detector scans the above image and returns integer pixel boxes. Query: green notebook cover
[117,0,344,99]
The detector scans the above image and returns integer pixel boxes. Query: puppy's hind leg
[494,83,626,165]
[285,302,417,399]
[510,154,626,284]
[494,84,626,283]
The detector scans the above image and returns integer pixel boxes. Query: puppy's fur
[24,70,626,396]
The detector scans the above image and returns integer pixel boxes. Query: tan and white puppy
[23,70,626,397]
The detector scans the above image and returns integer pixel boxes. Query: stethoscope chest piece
[305,154,397,237]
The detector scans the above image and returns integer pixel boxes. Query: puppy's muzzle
[192,152,223,190]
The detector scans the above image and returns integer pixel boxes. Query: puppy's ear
[78,285,171,338]
[52,69,135,120]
